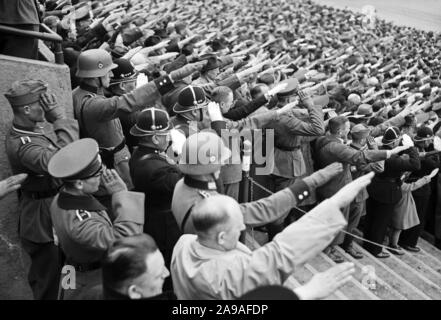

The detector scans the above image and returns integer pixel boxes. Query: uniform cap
[173,85,208,114]
[130,108,170,137]
[48,138,103,180]
[351,123,370,139]
[353,104,374,119]
[4,79,48,108]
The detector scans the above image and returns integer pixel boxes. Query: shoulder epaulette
[20,136,31,145]
[198,190,211,199]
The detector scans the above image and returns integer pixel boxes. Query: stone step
[308,253,379,300]
[419,238,441,262]
[333,246,407,300]
[409,249,441,275]
[289,263,347,300]
[353,243,437,299]
[392,250,441,288]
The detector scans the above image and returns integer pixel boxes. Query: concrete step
[419,238,441,262]
[353,243,439,299]
[392,250,441,288]
[333,246,407,300]
[308,253,379,300]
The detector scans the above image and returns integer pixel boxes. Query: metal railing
[0,23,64,64]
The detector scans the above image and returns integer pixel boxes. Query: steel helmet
[178,131,231,176]
[76,49,118,78]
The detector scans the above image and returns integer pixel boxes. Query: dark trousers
[399,189,430,247]
[21,239,62,300]
[144,207,181,292]
[267,175,296,240]
[364,198,395,255]
[342,201,365,249]
[0,24,39,60]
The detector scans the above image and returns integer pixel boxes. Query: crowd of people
[1,0,441,300]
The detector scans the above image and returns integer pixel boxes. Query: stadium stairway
[246,230,441,300]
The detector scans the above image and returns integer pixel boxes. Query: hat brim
[413,136,434,142]
[172,101,208,114]
[178,145,231,175]
[382,136,402,145]
[130,123,170,137]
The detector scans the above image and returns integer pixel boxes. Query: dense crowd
[1,0,441,300]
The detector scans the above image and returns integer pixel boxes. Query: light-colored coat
[171,198,347,300]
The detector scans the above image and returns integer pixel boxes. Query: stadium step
[245,229,441,300]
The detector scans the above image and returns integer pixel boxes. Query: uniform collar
[12,123,45,135]
[57,191,107,211]
[349,143,366,150]
[184,175,218,191]
[80,82,104,95]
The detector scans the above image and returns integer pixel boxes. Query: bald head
[192,195,238,235]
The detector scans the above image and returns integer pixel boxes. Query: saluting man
[172,131,343,235]
[48,138,145,300]
[129,108,184,270]
[72,49,203,187]
[5,79,79,300]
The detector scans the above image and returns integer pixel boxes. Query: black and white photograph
[0,0,440,308]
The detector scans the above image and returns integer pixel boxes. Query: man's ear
[217,231,226,246]
[127,285,142,300]
[23,106,31,115]
[74,180,84,190]
[152,134,159,145]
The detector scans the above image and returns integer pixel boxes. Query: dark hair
[328,116,348,134]
[102,234,158,293]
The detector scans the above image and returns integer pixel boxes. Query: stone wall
[0,54,73,299]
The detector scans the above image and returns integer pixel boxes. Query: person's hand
[0,173,27,199]
[390,145,410,155]
[428,168,439,179]
[331,172,374,209]
[169,129,186,156]
[298,90,315,109]
[366,136,378,150]
[294,262,355,300]
[207,102,223,121]
[102,169,127,194]
[303,162,344,189]
[40,93,65,122]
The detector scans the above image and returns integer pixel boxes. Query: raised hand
[102,169,128,194]
[0,173,28,199]
[40,93,65,122]
[295,262,355,300]
[331,172,375,209]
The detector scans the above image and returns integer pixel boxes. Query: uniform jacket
[51,190,144,264]
[408,145,440,197]
[314,135,388,199]
[0,0,40,25]
[130,146,183,264]
[72,75,175,148]
[5,119,79,242]
[266,106,325,178]
[171,175,311,234]
[171,198,347,299]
